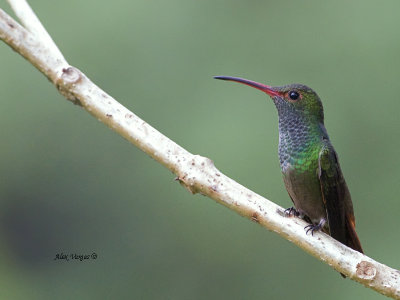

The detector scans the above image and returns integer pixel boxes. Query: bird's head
[214,76,324,123]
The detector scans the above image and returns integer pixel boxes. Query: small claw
[304,224,316,236]
[284,207,300,217]
[304,219,326,236]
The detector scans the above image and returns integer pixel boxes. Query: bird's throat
[278,117,323,173]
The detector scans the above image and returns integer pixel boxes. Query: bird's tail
[345,213,363,253]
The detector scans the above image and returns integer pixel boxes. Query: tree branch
[0,1,399,298]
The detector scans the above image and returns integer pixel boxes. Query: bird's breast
[278,130,327,222]
[278,131,321,173]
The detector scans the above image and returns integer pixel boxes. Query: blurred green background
[0,0,398,299]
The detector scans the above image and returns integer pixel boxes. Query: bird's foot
[284,206,300,217]
[304,219,326,236]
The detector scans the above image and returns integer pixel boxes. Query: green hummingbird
[214,76,363,254]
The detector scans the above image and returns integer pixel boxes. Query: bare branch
[7,0,66,64]
[0,2,399,298]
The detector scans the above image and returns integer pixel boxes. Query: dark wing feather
[318,142,347,245]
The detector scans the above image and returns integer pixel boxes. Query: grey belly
[283,169,326,223]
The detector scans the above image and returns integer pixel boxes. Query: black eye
[289,91,299,100]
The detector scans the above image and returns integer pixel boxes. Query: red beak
[214,76,280,97]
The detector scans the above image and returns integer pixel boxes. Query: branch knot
[55,66,82,105]
[356,261,377,280]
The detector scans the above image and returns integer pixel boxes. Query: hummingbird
[214,76,363,254]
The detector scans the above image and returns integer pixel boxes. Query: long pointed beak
[214,76,280,97]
